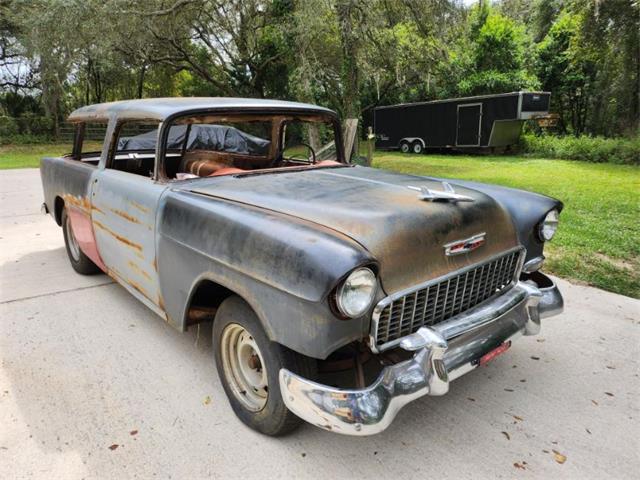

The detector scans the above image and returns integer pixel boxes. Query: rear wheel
[61,207,100,275]
[412,141,424,154]
[213,296,317,436]
[399,140,410,153]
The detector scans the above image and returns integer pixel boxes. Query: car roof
[67,97,334,123]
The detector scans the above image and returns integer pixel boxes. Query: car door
[90,135,168,317]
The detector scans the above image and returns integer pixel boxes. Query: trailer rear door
[456,103,482,147]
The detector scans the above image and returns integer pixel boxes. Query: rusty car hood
[187,166,520,294]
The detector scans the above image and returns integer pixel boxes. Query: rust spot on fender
[158,295,165,311]
[110,208,142,224]
[92,220,143,253]
[127,260,152,281]
[130,200,149,214]
[152,257,158,272]
[62,194,90,215]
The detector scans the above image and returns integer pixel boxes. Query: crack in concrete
[0,281,115,305]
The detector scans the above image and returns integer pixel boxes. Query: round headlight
[538,209,559,241]
[336,267,377,318]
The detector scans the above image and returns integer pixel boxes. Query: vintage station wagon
[40,97,564,436]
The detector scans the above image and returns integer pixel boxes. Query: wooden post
[366,126,374,166]
[343,118,358,163]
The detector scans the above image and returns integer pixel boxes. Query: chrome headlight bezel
[336,267,377,318]
[538,209,560,242]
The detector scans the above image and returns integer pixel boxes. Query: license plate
[478,341,511,367]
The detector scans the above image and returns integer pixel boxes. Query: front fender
[156,190,375,359]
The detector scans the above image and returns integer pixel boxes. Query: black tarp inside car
[118,124,271,155]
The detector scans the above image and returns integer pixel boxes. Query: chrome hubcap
[65,214,81,262]
[220,323,268,411]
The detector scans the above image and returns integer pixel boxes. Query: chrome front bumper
[279,273,563,435]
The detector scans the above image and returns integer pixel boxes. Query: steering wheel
[288,143,317,164]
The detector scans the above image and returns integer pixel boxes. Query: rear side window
[69,122,107,164]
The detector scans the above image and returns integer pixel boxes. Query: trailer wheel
[399,141,410,153]
[412,141,424,154]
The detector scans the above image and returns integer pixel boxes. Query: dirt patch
[593,253,636,271]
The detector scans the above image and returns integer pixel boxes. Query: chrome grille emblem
[444,232,486,256]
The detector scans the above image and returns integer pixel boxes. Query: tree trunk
[137,64,147,99]
[336,0,361,120]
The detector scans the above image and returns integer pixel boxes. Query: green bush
[14,113,53,135]
[0,133,54,145]
[0,115,19,137]
[522,134,640,165]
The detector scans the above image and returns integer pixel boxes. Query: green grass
[374,152,640,299]
[1,143,638,297]
[0,143,102,169]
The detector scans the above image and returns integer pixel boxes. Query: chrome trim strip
[370,247,525,353]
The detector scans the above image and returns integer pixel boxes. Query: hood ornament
[408,182,474,203]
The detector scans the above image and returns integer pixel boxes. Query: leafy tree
[536,12,595,135]
[1,0,637,139]
[458,8,539,95]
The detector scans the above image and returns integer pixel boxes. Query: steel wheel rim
[65,214,81,262]
[400,143,409,153]
[413,143,422,153]
[220,323,268,412]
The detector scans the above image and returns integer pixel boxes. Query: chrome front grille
[372,248,524,351]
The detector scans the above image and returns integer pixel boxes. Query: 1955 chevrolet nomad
[40,97,564,436]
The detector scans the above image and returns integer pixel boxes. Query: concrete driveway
[1,168,638,479]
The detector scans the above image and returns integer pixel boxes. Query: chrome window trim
[369,246,526,353]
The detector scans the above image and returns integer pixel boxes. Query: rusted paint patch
[130,200,149,214]
[68,206,108,272]
[108,268,154,305]
[158,295,165,312]
[127,260,152,281]
[91,203,105,215]
[152,257,158,272]
[62,193,90,215]
[127,278,152,302]
[92,219,143,253]
[110,207,142,224]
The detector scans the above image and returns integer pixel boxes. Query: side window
[110,122,160,178]
[70,122,108,165]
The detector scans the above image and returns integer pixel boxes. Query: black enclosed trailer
[374,91,550,153]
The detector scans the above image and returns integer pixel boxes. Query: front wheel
[213,296,317,436]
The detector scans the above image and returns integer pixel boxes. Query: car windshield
[154,113,343,180]
[282,119,337,163]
